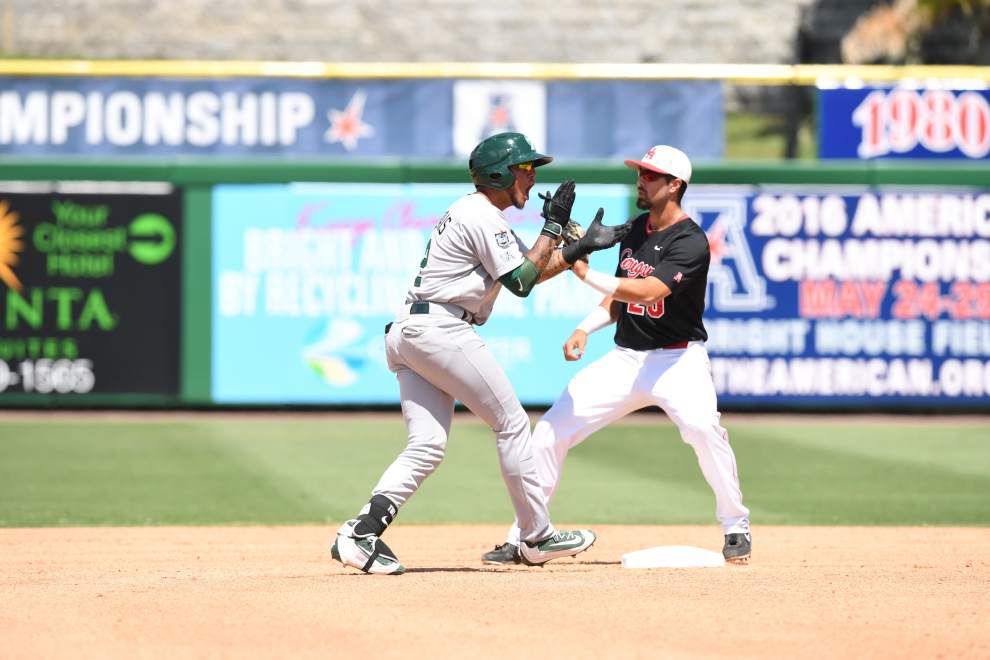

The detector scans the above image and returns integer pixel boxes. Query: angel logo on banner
[452,80,547,157]
[481,94,516,137]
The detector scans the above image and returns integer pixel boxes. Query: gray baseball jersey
[372,190,557,543]
[405,191,528,325]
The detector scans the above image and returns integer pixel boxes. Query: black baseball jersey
[613,213,710,350]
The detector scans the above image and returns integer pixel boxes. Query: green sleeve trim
[498,258,540,297]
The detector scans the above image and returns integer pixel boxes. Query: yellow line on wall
[0,60,988,84]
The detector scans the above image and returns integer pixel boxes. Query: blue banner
[819,87,990,160]
[211,183,632,403]
[0,76,723,159]
[546,81,723,160]
[0,77,452,157]
[685,185,990,407]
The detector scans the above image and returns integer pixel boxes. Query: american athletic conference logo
[684,191,773,312]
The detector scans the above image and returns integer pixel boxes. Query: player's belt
[385,301,473,334]
[408,301,472,320]
[659,341,689,349]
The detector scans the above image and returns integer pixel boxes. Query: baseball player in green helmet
[332,132,633,574]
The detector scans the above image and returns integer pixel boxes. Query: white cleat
[519,529,596,566]
[331,519,405,575]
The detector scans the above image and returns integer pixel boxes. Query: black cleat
[723,533,752,564]
[482,542,521,565]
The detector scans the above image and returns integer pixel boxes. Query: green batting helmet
[469,132,553,190]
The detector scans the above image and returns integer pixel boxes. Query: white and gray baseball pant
[505,341,749,545]
[375,310,555,543]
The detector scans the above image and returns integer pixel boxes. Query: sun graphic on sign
[0,200,25,291]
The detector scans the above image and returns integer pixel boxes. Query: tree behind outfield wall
[841,0,990,65]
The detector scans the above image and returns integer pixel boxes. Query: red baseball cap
[624,145,692,183]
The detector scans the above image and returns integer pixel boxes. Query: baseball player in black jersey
[482,145,752,566]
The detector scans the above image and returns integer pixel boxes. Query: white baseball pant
[504,341,750,545]
[376,306,555,543]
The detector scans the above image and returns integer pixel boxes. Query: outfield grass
[0,416,987,527]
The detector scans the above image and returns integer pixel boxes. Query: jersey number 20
[627,300,665,319]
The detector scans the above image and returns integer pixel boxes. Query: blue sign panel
[211,183,632,403]
[819,87,990,160]
[215,182,990,408]
[547,81,723,160]
[0,76,723,159]
[0,77,453,156]
[685,185,990,407]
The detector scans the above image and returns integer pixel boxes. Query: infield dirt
[2,525,987,659]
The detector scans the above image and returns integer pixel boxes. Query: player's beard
[636,190,649,209]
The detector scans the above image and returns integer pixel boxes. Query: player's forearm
[500,235,562,297]
[524,234,560,273]
[536,249,573,283]
[574,265,669,305]
[610,278,668,305]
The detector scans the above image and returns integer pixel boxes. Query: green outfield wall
[0,159,987,408]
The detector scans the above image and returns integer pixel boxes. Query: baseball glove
[562,220,585,245]
[538,180,575,241]
[561,209,634,264]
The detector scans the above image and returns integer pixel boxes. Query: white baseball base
[621,545,725,569]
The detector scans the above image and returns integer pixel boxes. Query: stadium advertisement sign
[212,183,990,408]
[0,183,182,397]
[818,87,990,160]
[0,77,722,159]
[689,185,990,407]
[210,183,630,403]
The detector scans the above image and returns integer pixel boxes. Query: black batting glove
[538,179,575,241]
[561,209,633,264]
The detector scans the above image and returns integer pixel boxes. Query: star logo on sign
[325,90,375,151]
